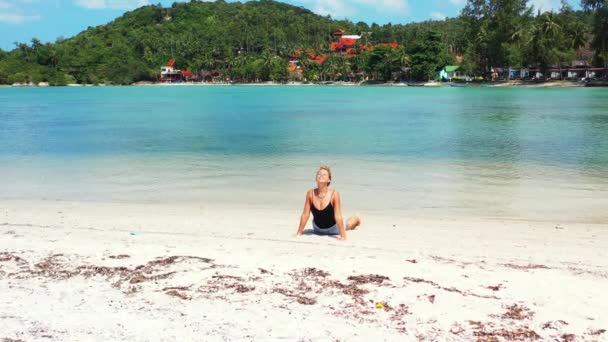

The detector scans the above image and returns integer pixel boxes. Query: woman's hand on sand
[338,235,346,241]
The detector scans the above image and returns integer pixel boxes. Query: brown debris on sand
[347,274,390,285]
[486,284,504,291]
[404,276,499,299]
[430,255,473,268]
[588,329,606,336]
[7,250,584,338]
[323,279,369,305]
[129,271,177,284]
[32,254,78,280]
[501,263,550,271]
[212,275,244,281]
[198,272,256,296]
[542,320,568,330]
[468,320,541,341]
[272,288,317,305]
[162,286,191,291]
[560,334,576,342]
[0,252,27,264]
[165,289,192,300]
[389,303,411,333]
[258,268,273,275]
[109,255,130,259]
[2,253,218,294]
[279,268,380,306]
[299,267,330,278]
[501,304,534,320]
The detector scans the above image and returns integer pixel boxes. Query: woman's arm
[332,191,347,240]
[294,190,312,236]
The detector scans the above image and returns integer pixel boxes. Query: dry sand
[1,199,606,341]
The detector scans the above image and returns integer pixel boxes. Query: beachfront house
[563,60,606,80]
[159,59,197,83]
[515,60,607,81]
[287,59,304,80]
[437,66,462,81]
[526,65,606,81]
[160,59,183,83]
[508,68,530,80]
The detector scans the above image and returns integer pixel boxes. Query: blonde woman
[294,166,361,240]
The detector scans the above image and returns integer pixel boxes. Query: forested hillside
[0,0,605,84]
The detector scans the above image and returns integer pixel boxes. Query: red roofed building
[286,30,402,78]
[331,35,362,56]
[309,54,326,65]
[160,59,198,82]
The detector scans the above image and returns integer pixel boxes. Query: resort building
[437,66,463,81]
[160,59,196,83]
[287,29,400,77]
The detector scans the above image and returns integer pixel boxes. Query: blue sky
[0,0,574,51]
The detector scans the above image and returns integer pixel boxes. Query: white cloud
[528,0,561,12]
[298,0,355,17]
[0,0,15,9]
[448,0,466,6]
[0,13,40,23]
[0,0,41,24]
[298,0,408,18]
[447,0,562,12]
[353,0,408,14]
[74,0,104,8]
[430,11,446,20]
[73,0,149,10]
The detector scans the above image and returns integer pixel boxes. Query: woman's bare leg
[346,215,361,230]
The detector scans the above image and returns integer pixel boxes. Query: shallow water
[1,86,607,222]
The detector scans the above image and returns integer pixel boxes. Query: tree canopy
[0,0,604,84]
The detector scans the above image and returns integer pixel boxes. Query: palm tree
[334,55,351,80]
[260,49,275,81]
[475,26,491,73]
[540,12,565,80]
[568,21,587,50]
[360,31,372,49]
[232,53,251,82]
[582,0,608,78]
[301,57,320,82]
[391,45,410,80]
[320,53,339,81]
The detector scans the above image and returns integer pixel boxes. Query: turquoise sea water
[1,86,607,221]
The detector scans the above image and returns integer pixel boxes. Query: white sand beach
[1,199,606,341]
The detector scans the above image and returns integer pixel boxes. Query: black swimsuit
[310,190,336,229]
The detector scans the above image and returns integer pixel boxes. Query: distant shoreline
[3,80,607,88]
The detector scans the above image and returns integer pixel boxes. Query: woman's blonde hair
[318,165,332,186]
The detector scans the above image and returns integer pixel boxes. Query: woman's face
[316,169,330,185]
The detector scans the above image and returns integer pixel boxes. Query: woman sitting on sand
[294,165,361,240]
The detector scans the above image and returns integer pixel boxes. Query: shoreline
[2,80,604,88]
[1,199,606,340]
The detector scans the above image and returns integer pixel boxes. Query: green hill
[0,0,603,85]
[0,0,465,84]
